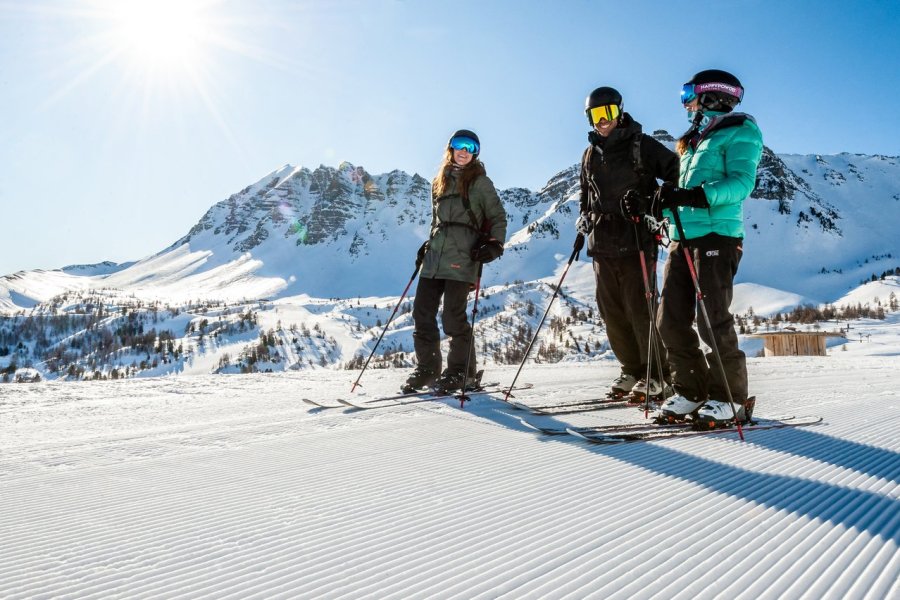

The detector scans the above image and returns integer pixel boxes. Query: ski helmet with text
[682,69,743,112]
[448,129,480,157]
[584,87,623,125]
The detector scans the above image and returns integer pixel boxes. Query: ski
[302,388,436,409]
[336,382,496,409]
[566,415,823,444]
[333,383,534,410]
[520,417,693,436]
[523,397,651,415]
[508,393,668,415]
[521,413,813,437]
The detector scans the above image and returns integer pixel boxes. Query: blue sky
[1,0,898,275]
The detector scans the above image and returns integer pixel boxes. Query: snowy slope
[741,153,900,300]
[1,354,898,599]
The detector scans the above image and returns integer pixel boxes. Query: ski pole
[631,218,667,418]
[504,233,584,402]
[350,263,420,392]
[458,262,484,407]
[669,208,744,440]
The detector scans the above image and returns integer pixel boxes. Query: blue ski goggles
[449,136,480,155]
[681,81,744,105]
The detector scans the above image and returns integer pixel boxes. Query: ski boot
[608,373,638,399]
[655,394,704,424]
[695,397,756,430]
[629,378,674,404]
[401,366,437,393]
[434,369,482,394]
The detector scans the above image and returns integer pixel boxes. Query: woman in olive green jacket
[654,69,764,426]
[403,129,507,394]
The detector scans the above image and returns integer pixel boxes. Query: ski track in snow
[1,357,898,599]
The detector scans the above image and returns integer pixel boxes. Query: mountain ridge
[2,137,897,312]
[1,137,898,381]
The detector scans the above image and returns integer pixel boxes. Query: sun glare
[108,0,213,72]
[38,0,288,151]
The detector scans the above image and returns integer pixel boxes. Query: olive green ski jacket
[420,169,508,284]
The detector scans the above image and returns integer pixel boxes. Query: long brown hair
[432,148,487,200]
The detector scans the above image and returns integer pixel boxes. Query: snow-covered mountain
[3,136,898,308]
[0,136,898,380]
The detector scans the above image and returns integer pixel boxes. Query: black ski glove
[471,239,504,263]
[575,213,593,235]
[573,233,585,253]
[657,182,709,210]
[620,189,649,219]
[415,241,428,269]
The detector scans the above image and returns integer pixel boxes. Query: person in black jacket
[578,86,679,400]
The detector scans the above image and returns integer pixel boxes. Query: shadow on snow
[472,400,900,543]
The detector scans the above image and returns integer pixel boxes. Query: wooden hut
[749,330,845,357]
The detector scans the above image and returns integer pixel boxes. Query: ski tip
[565,427,589,439]
[520,418,539,431]
[519,418,568,435]
[336,398,364,409]
[520,418,555,434]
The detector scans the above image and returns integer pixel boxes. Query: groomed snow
[1,355,898,599]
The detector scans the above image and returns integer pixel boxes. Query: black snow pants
[656,234,747,403]
[412,277,475,376]
[593,252,667,381]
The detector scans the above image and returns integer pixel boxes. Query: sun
[106,0,214,73]
[36,0,287,149]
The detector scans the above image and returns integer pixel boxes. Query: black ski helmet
[448,129,480,157]
[684,69,744,112]
[584,87,623,125]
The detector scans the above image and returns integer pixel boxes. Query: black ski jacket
[579,114,679,258]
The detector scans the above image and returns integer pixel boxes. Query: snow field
[0,357,897,599]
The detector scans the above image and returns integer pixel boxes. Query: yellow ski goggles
[587,104,621,125]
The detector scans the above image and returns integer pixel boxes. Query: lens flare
[290,220,309,244]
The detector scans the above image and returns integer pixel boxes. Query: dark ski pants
[412,277,475,376]
[657,235,747,403]
[593,253,667,380]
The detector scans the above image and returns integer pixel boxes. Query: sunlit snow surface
[2,355,898,599]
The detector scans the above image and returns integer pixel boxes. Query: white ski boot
[631,378,674,401]
[656,394,704,423]
[610,373,638,398]
[696,400,750,429]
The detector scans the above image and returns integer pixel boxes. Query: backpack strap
[431,186,484,236]
[459,193,482,231]
[581,145,600,215]
[632,133,646,177]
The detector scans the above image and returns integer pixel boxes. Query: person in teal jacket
[403,129,508,394]
[652,69,763,426]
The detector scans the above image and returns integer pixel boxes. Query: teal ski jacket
[666,112,763,241]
